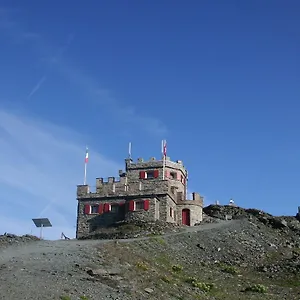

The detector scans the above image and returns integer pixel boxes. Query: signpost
[32,218,52,239]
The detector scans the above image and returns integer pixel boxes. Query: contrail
[38,202,51,218]
[27,76,46,99]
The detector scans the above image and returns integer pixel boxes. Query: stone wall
[125,197,157,222]
[76,198,126,238]
[76,196,161,238]
[77,185,90,197]
[152,195,176,223]
[125,158,187,180]
[176,193,203,225]
[157,195,168,222]
[176,201,203,226]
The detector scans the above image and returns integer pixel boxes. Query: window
[171,186,176,194]
[170,172,176,179]
[146,170,159,178]
[140,170,159,179]
[135,201,144,210]
[111,205,119,213]
[91,205,99,214]
[170,207,173,217]
[146,171,155,179]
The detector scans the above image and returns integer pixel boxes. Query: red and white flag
[162,140,167,157]
[85,147,89,163]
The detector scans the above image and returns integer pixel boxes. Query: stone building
[76,156,204,238]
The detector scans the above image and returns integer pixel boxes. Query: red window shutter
[181,175,186,184]
[144,199,150,211]
[104,203,111,213]
[129,200,135,211]
[98,203,104,214]
[177,172,181,180]
[139,171,146,179]
[153,170,159,178]
[84,204,91,214]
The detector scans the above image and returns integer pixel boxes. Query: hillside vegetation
[1,205,300,299]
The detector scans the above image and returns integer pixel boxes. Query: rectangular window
[111,205,119,213]
[91,205,99,214]
[146,171,155,179]
[170,172,176,179]
[135,201,144,210]
[171,186,176,194]
[140,170,159,179]
[170,207,173,217]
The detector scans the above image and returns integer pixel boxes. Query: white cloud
[0,108,122,240]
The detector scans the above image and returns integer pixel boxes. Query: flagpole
[84,162,87,185]
[128,142,132,159]
[84,146,88,185]
[162,140,166,180]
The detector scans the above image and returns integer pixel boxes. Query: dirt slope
[1,207,300,300]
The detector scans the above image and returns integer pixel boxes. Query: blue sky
[0,1,299,239]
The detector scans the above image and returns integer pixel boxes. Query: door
[182,209,190,226]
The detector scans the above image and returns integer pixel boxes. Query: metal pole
[128,142,132,159]
[84,146,88,185]
[162,140,166,180]
[84,162,87,185]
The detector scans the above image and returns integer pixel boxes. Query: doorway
[182,209,190,226]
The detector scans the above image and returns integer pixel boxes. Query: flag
[85,147,89,163]
[163,140,167,157]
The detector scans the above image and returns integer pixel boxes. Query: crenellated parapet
[77,179,170,199]
[177,192,204,206]
[77,185,89,197]
[125,157,187,176]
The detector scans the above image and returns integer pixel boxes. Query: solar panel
[32,218,52,239]
[32,218,52,228]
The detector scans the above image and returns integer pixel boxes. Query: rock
[86,268,121,277]
[196,244,205,250]
[144,288,154,294]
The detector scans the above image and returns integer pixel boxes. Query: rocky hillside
[0,233,40,247]
[1,205,300,300]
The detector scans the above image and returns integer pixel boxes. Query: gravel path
[0,220,235,300]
